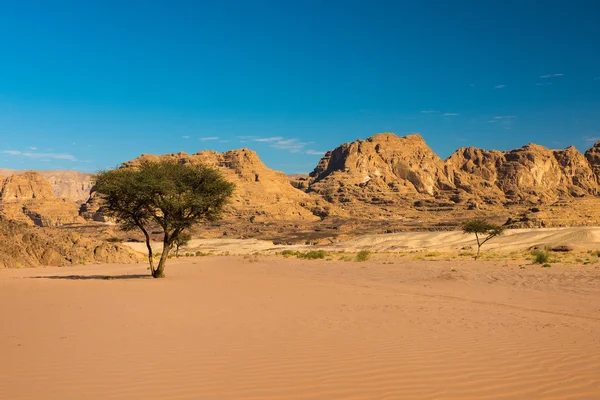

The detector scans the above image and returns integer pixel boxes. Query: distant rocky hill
[2,134,600,232]
[0,169,93,203]
[305,133,600,216]
[0,171,85,226]
[82,148,340,224]
[0,217,139,268]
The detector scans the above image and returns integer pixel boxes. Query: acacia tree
[174,231,192,258]
[95,160,234,278]
[461,219,504,260]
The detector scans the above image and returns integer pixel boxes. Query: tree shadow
[30,274,151,280]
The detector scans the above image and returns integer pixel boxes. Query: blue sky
[1,0,599,173]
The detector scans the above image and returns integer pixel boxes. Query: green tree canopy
[95,160,235,277]
[461,219,504,260]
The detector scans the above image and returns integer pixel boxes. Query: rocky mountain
[83,148,339,224]
[0,171,85,226]
[3,134,600,232]
[0,169,93,203]
[585,141,600,178]
[305,133,600,215]
[0,217,139,268]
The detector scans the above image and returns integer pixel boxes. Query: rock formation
[0,171,85,226]
[0,169,93,203]
[585,141,600,180]
[84,148,339,224]
[306,133,600,215]
[2,133,600,232]
[0,217,140,268]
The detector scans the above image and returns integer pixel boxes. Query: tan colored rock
[585,141,600,180]
[0,172,85,226]
[306,133,600,217]
[36,170,94,203]
[0,169,93,203]
[85,148,339,224]
[0,217,140,268]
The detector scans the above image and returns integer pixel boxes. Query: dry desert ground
[1,251,600,399]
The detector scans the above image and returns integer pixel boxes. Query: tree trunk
[474,233,481,260]
[153,236,172,278]
[140,225,155,276]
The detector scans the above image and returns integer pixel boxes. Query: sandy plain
[1,253,600,400]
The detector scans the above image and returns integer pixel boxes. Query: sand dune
[325,226,600,253]
[2,257,600,399]
[125,226,600,256]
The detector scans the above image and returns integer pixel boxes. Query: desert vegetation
[94,160,234,278]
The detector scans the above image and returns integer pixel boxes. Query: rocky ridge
[2,134,600,234]
[0,172,85,226]
[305,133,600,216]
[0,217,140,268]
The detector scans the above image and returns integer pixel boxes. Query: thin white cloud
[494,116,516,119]
[270,138,308,153]
[584,136,600,143]
[199,136,219,141]
[253,136,283,143]
[305,150,326,155]
[540,73,564,78]
[1,150,77,161]
[536,82,552,86]
[420,110,437,114]
[443,113,460,116]
[219,140,230,143]
[28,146,37,150]
[494,85,506,89]
[237,136,310,153]
[182,135,190,139]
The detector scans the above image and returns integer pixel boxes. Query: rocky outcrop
[305,134,456,214]
[0,217,140,268]
[36,171,94,203]
[84,148,340,223]
[0,169,93,203]
[585,141,600,180]
[0,172,85,226]
[306,133,600,213]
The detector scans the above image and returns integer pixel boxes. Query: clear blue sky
[1,0,599,173]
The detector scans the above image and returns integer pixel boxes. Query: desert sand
[124,226,600,255]
[2,256,599,399]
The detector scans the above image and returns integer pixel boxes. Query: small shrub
[106,237,123,243]
[531,249,550,264]
[298,250,327,260]
[355,250,371,262]
[591,250,600,257]
[542,263,552,268]
[281,250,298,258]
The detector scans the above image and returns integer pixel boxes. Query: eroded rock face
[310,133,451,196]
[0,217,140,268]
[0,172,85,226]
[0,169,94,203]
[585,141,600,180]
[36,171,94,203]
[85,148,340,223]
[306,133,600,212]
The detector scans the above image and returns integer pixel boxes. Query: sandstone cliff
[84,148,339,224]
[585,141,600,180]
[0,169,93,203]
[306,133,600,215]
[0,217,140,268]
[0,172,85,226]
